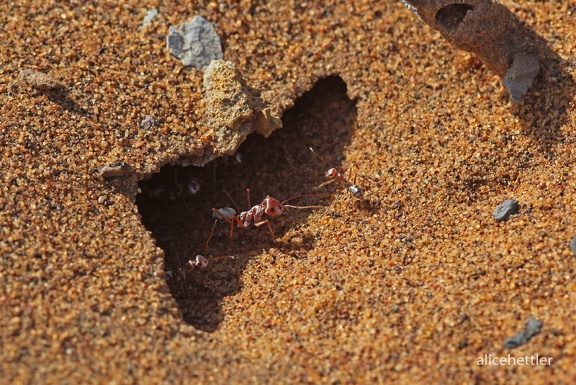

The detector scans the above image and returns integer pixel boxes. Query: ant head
[263,196,284,217]
[195,255,209,268]
[325,168,338,178]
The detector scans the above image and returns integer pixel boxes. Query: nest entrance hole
[435,3,474,33]
[135,76,357,331]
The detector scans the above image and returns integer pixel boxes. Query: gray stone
[570,237,576,256]
[503,317,543,349]
[99,162,135,178]
[141,8,158,29]
[503,53,540,104]
[399,0,418,15]
[493,199,519,221]
[166,16,223,70]
[140,115,156,130]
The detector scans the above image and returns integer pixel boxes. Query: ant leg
[348,164,357,186]
[228,218,235,240]
[356,173,372,185]
[223,190,241,215]
[206,211,248,254]
[281,193,331,205]
[211,207,248,240]
[254,219,275,240]
[211,208,236,241]
[266,221,275,240]
[170,250,187,292]
[283,204,326,210]
[319,178,338,188]
[246,188,252,209]
[351,163,371,188]
[227,215,246,240]
[205,220,218,255]
[207,255,230,263]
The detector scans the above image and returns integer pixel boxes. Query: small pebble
[503,317,543,349]
[140,8,158,29]
[140,115,156,130]
[493,199,519,221]
[20,69,65,91]
[399,0,418,14]
[98,162,135,178]
[503,53,540,104]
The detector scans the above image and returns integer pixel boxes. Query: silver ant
[165,254,208,294]
[166,254,209,280]
[142,168,202,200]
[205,189,325,253]
[309,147,364,199]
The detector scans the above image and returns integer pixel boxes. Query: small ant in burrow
[309,147,365,198]
[205,189,326,253]
[142,168,202,201]
[166,254,209,280]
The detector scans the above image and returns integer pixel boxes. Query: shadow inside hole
[435,4,474,33]
[136,76,358,332]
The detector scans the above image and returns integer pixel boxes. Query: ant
[166,252,233,290]
[167,254,209,281]
[205,189,326,253]
[141,167,202,201]
[309,147,365,199]
[165,254,209,295]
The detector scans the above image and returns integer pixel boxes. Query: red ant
[205,189,326,253]
[309,147,365,199]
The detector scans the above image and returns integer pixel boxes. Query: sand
[1,1,575,384]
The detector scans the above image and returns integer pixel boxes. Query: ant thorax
[239,209,256,227]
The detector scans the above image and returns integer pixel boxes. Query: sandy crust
[1,1,575,384]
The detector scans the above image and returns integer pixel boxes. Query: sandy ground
[1,1,575,384]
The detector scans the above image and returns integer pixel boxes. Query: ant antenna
[223,189,241,214]
[309,147,328,168]
[281,193,331,205]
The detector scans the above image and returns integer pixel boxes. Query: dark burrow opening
[136,76,357,332]
[435,3,474,33]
